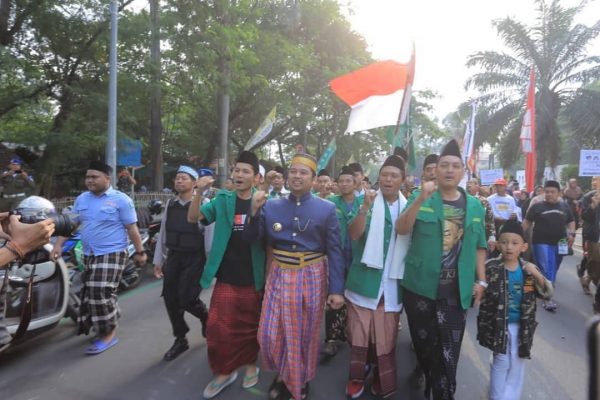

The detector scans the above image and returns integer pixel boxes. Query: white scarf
[360,190,411,279]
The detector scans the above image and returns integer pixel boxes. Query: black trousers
[162,250,207,339]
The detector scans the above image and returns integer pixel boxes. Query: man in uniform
[245,153,345,400]
[153,166,209,361]
[321,165,359,358]
[396,140,487,400]
[51,161,147,354]
[0,158,35,212]
[344,155,410,398]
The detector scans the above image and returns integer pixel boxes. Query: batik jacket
[477,256,553,358]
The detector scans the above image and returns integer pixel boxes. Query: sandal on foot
[203,371,239,399]
[242,367,260,389]
[85,337,119,355]
[268,377,286,400]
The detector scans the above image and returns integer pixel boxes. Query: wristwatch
[476,280,488,288]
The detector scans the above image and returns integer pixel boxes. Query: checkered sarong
[79,251,128,336]
[258,259,327,400]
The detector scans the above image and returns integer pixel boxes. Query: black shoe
[163,338,189,361]
[408,365,425,389]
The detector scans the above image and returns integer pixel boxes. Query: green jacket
[199,189,266,290]
[401,188,487,310]
[328,194,362,246]
[344,196,403,301]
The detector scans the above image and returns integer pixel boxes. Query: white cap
[259,164,265,177]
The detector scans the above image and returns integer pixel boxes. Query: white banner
[479,168,504,186]
[244,107,276,150]
[579,150,600,177]
[516,170,526,190]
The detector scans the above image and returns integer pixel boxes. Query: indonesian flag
[519,67,536,192]
[330,54,415,133]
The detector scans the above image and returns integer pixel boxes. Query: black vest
[165,200,204,252]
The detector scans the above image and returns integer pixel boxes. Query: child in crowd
[477,220,553,400]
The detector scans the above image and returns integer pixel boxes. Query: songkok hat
[318,169,330,177]
[349,162,363,173]
[236,151,260,174]
[499,219,525,240]
[178,165,198,180]
[88,160,113,175]
[393,147,408,162]
[338,165,354,178]
[544,180,560,190]
[291,153,317,173]
[197,168,214,177]
[381,155,405,172]
[423,154,439,168]
[439,139,462,160]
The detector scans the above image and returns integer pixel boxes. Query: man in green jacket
[321,165,360,358]
[187,151,265,399]
[396,139,487,400]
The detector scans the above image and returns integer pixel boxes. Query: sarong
[403,289,466,400]
[346,300,400,396]
[79,251,128,336]
[258,259,327,400]
[532,243,563,284]
[206,282,262,375]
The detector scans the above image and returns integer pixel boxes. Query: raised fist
[419,181,436,201]
[251,190,267,216]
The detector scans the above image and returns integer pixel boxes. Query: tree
[465,0,600,182]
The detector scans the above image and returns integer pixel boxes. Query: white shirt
[488,193,520,221]
[345,199,402,312]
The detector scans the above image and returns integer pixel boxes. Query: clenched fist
[419,180,436,201]
[363,189,377,209]
[195,176,215,192]
[251,190,267,216]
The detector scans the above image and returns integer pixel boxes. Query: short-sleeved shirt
[507,266,524,323]
[438,194,466,300]
[74,187,137,256]
[216,197,254,286]
[525,201,574,245]
[487,194,518,220]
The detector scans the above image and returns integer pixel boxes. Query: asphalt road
[0,249,595,400]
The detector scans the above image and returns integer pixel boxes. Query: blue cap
[197,168,214,177]
[177,165,199,180]
[10,158,22,165]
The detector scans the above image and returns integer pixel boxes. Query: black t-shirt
[526,201,574,245]
[216,197,255,286]
[438,193,466,300]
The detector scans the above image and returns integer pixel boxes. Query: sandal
[85,337,119,355]
[301,383,310,400]
[242,366,260,389]
[268,377,283,400]
[203,371,239,399]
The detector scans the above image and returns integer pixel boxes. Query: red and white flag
[519,67,536,192]
[330,54,415,133]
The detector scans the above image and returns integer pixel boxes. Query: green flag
[386,123,416,171]
[317,137,337,171]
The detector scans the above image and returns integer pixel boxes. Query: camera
[11,196,79,237]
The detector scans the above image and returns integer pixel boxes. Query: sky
[343,0,600,120]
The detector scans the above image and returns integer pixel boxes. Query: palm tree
[466,0,600,182]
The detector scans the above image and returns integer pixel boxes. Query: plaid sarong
[79,251,128,336]
[258,259,327,400]
[206,282,262,375]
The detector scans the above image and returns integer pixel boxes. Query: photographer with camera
[50,161,147,355]
[0,213,55,352]
[0,158,35,213]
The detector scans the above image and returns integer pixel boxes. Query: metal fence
[52,192,174,212]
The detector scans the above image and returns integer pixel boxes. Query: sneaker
[543,300,558,312]
[346,380,365,399]
[163,338,189,361]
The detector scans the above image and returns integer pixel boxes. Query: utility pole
[216,0,231,186]
[106,0,118,182]
[150,0,163,190]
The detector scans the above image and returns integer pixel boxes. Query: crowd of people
[0,142,598,400]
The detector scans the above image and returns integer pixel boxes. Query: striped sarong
[206,282,262,375]
[258,258,327,400]
[79,251,128,336]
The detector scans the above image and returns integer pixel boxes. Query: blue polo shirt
[73,187,137,256]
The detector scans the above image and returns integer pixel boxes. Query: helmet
[16,195,56,216]
[147,199,163,215]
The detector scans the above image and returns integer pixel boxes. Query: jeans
[489,322,526,400]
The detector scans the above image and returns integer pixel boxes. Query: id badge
[558,239,569,255]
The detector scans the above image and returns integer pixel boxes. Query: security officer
[153,165,209,361]
[0,158,35,212]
